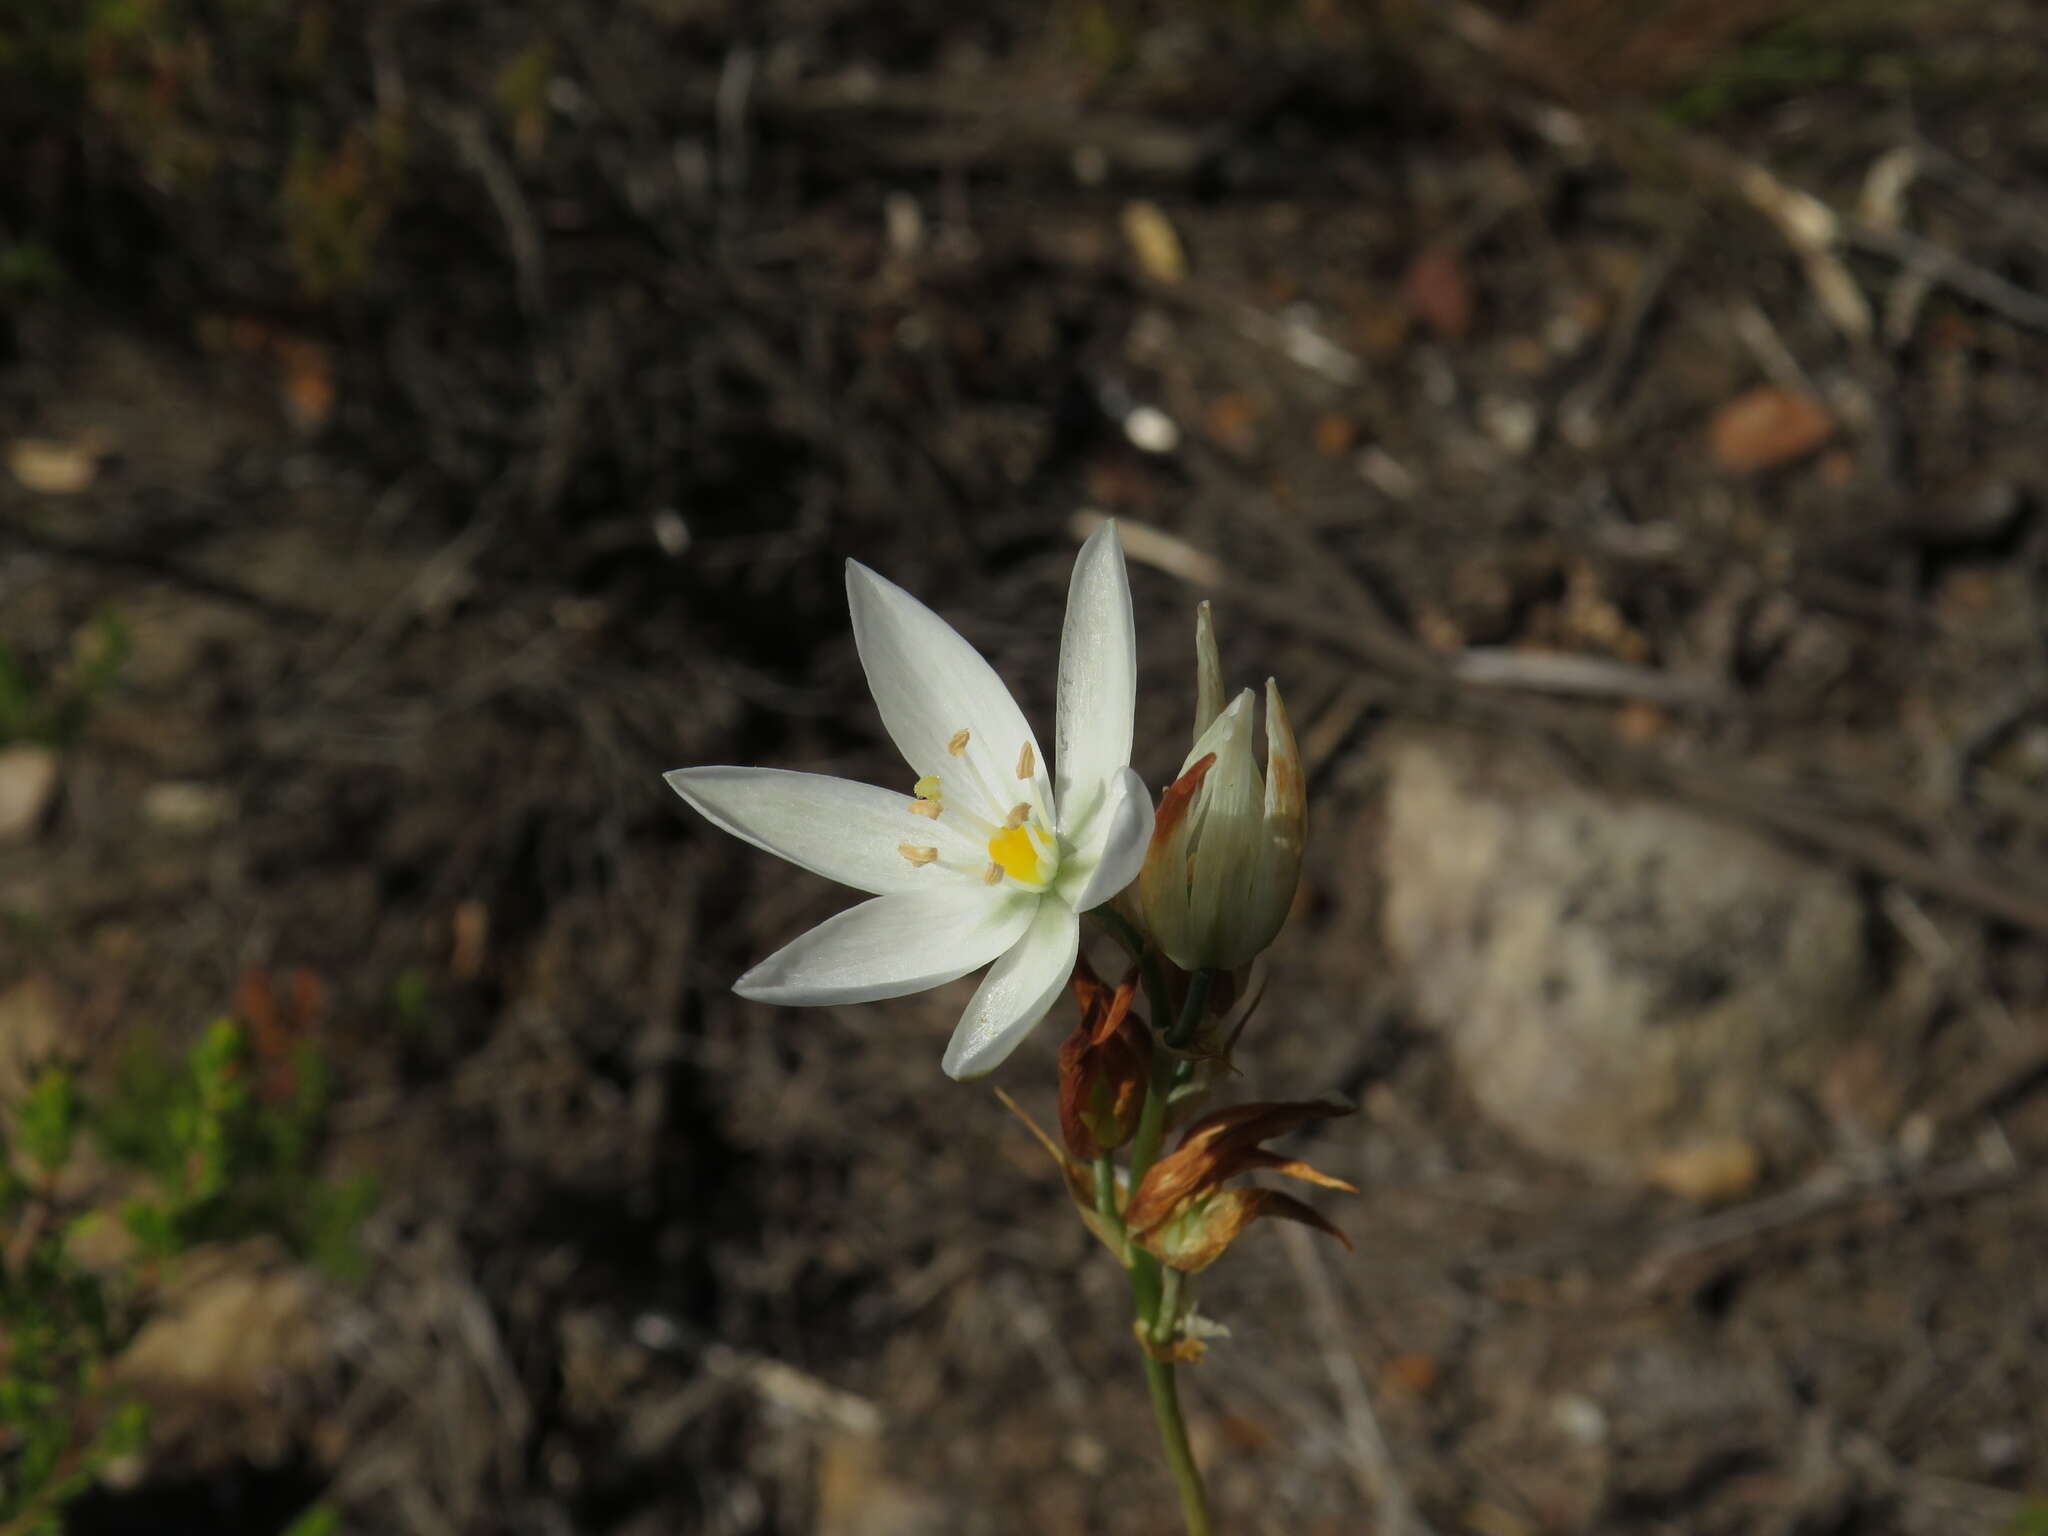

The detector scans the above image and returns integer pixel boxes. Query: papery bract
[1057,958,1152,1160]
[1126,1098,1356,1273]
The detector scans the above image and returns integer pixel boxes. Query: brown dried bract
[1057,958,1152,1161]
[1125,1098,1356,1272]
[1140,1187,1351,1275]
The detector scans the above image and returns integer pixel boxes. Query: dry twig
[1279,1222,1431,1536]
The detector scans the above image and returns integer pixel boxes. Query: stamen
[1016,742,1034,779]
[898,844,939,867]
[908,799,941,819]
[982,861,1004,885]
[913,774,942,801]
[1004,802,1030,829]
[948,728,971,757]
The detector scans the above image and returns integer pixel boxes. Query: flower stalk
[669,530,1351,1534]
[1093,1064,1214,1536]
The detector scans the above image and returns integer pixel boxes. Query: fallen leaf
[1382,1351,1439,1397]
[275,337,336,432]
[1121,199,1186,284]
[1612,700,1666,744]
[1205,393,1259,453]
[7,437,102,494]
[1648,1136,1761,1203]
[1413,604,1465,655]
[1215,1411,1275,1451]
[452,898,491,981]
[1708,386,1834,473]
[142,780,233,834]
[1402,244,1473,341]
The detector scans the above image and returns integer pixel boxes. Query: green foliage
[96,1019,375,1277]
[279,111,408,299]
[0,1015,373,1529]
[0,243,64,297]
[280,1501,342,1536]
[1656,2,1976,127]
[391,968,433,1035]
[0,611,129,749]
[2006,1505,2048,1536]
[16,1067,75,1176]
[2,0,405,294]
[493,39,555,161]
[1663,21,1854,125]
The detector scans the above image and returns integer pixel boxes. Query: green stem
[1112,1064,1215,1535]
[1154,1265,1185,1343]
[1141,1352,1213,1536]
[1083,922,1217,1533]
[1166,968,1214,1051]
[1126,968,1213,1191]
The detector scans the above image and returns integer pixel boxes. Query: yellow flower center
[986,824,1042,884]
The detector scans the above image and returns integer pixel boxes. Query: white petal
[667,766,981,895]
[735,887,1034,1006]
[846,561,1045,818]
[941,897,1080,1079]
[1055,521,1138,818]
[1060,767,1154,911]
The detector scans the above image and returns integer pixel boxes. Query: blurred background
[4,1,2048,1532]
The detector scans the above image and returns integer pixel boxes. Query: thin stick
[1280,1222,1430,1536]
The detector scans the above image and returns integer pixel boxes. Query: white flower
[666,523,1154,1079]
[1138,601,1305,972]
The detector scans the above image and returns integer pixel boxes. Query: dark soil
[5,2,2048,1532]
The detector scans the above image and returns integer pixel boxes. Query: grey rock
[1380,730,1868,1181]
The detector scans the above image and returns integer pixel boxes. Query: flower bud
[1138,604,1306,971]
